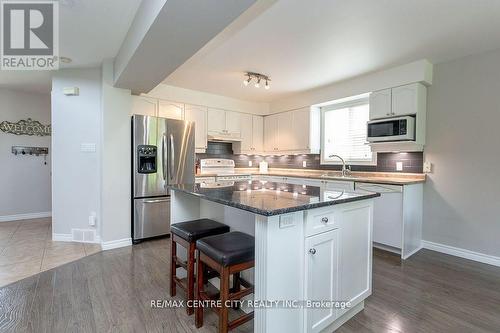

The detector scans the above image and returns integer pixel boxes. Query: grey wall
[0,89,51,218]
[51,69,101,237]
[424,49,500,257]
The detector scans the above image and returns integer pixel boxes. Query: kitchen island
[169,180,380,333]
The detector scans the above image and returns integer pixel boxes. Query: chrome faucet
[328,154,350,177]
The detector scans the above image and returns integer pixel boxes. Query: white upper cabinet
[252,115,264,152]
[184,104,207,152]
[264,114,279,152]
[391,83,426,117]
[263,107,320,154]
[207,108,226,134]
[131,96,158,116]
[225,111,241,135]
[239,113,253,151]
[277,112,293,151]
[158,100,184,120]
[207,108,241,138]
[369,88,392,120]
[234,114,264,154]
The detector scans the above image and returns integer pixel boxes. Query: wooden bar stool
[170,219,230,315]
[195,231,255,333]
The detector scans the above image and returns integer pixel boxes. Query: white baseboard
[0,211,51,222]
[101,238,132,251]
[422,240,500,267]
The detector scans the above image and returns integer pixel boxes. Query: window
[320,97,375,165]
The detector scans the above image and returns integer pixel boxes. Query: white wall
[270,59,433,113]
[51,69,102,239]
[0,89,51,219]
[147,83,270,115]
[101,60,133,245]
[424,48,500,258]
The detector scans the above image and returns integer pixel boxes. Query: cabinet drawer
[305,206,339,237]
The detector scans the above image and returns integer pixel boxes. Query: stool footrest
[174,257,188,270]
[229,286,254,301]
[173,277,188,292]
[228,312,254,331]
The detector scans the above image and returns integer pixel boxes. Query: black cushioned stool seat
[196,231,254,266]
[171,219,230,242]
[170,219,229,316]
[195,231,255,332]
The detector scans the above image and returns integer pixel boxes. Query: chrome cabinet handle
[169,134,175,181]
[144,199,170,204]
[162,134,167,181]
[309,248,316,255]
[321,217,329,224]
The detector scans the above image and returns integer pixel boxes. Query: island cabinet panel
[337,203,372,318]
[304,229,340,333]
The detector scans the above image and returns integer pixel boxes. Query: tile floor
[0,217,101,287]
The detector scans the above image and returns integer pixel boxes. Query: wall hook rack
[11,146,49,156]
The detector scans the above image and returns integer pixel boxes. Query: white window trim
[320,97,377,166]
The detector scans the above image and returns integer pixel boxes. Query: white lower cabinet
[355,182,423,259]
[305,229,340,333]
[303,201,373,333]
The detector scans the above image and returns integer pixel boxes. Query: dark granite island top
[168,180,380,216]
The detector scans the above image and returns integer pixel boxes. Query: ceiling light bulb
[255,78,261,88]
[265,80,270,90]
[243,79,249,86]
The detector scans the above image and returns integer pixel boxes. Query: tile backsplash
[198,142,423,173]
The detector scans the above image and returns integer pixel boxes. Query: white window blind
[321,99,373,164]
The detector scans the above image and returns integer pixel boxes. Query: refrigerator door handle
[169,134,175,181]
[162,133,167,181]
[143,198,170,204]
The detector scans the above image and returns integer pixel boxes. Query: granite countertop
[169,180,380,216]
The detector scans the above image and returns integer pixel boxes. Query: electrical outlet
[423,161,432,173]
[396,161,403,171]
[302,160,307,168]
[248,161,253,167]
[88,212,96,226]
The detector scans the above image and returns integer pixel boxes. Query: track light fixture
[242,72,271,90]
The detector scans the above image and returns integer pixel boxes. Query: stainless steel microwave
[367,116,416,142]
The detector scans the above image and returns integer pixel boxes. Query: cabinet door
[392,83,421,116]
[305,229,339,333]
[369,89,392,120]
[239,113,253,151]
[207,108,226,134]
[338,203,372,317]
[277,111,293,151]
[184,104,207,150]
[291,108,310,150]
[131,96,157,116]
[252,115,264,152]
[264,114,278,152]
[158,100,184,120]
[225,111,241,136]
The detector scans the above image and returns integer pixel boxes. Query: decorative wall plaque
[0,118,51,136]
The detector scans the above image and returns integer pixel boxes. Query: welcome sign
[0,118,51,136]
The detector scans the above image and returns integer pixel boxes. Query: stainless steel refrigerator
[132,115,195,243]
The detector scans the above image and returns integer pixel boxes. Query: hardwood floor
[0,239,499,333]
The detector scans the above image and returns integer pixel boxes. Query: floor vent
[71,229,96,243]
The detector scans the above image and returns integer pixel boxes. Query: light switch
[302,160,307,168]
[396,161,403,171]
[423,161,432,173]
[248,161,253,167]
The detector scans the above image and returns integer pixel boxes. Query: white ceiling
[0,0,141,93]
[163,0,500,102]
